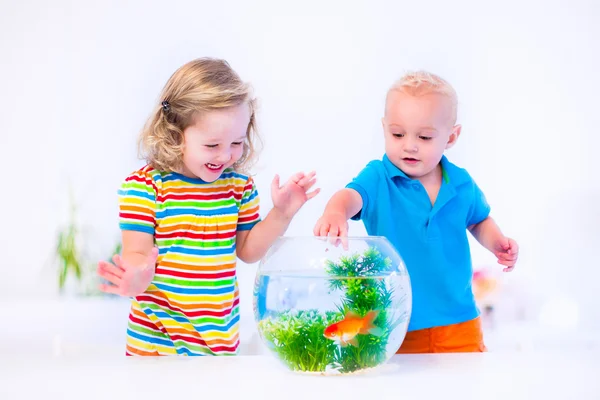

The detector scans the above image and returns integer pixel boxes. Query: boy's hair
[138,57,261,173]
[387,70,458,125]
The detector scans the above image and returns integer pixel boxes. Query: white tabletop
[1,352,598,399]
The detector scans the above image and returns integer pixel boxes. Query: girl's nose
[216,149,232,163]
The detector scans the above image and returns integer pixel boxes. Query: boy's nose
[404,142,418,153]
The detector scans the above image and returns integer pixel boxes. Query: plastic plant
[258,309,342,372]
[257,246,399,374]
[324,246,395,373]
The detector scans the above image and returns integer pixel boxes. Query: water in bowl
[253,255,411,375]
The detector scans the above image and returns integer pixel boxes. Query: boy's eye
[392,133,404,138]
[419,136,432,140]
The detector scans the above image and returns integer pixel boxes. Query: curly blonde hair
[387,70,458,125]
[138,58,261,173]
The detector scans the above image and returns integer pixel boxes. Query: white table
[1,352,598,399]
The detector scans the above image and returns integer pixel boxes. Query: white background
[1,0,598,354]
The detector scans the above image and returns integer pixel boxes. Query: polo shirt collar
[382,154,470,187]
[382,154,409,179]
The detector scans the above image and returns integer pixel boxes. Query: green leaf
[258,246,397,374]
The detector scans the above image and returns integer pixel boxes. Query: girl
[97,58,319,356]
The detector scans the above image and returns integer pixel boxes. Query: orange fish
[323,310,384,347]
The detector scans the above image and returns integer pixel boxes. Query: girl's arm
[236,209,291,263]
[97,230,158,296]
[120,231,156,266]
[236,171,319,263]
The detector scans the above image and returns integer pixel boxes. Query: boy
[313,71,518,353]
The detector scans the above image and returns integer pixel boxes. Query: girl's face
[181,103,250,182]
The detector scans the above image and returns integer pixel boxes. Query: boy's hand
[493,237,519,272]
[271,171,320,219]
[314,211,348,238]
[314,211,350,249]
[97,247,159,297]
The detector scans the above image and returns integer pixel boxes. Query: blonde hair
[138,57,261,173]
[387,70,458,125]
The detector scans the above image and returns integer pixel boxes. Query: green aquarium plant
[256,246,399,374]
[324,247,395,373]
[258,310,343,372]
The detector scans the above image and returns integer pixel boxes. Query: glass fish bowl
[253,236,412,375]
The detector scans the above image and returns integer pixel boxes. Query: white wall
[1,0,598,336]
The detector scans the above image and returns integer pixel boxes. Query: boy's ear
[445,124,461,149]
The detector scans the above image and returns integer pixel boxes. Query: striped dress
[117,165,261,356]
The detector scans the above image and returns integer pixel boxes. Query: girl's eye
[205,144,218,148]
[392,133,404,138]
[419,136,432,140]
[232,142,243,146]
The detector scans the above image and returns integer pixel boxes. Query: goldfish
[323,309,384,347]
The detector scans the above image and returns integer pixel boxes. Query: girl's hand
[97,247,159,296]
[271,171,320,219]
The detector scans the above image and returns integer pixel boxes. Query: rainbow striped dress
[117,165,260,356]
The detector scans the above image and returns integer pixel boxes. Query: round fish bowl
[253,236,412,375]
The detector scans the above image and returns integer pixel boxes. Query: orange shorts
[396,317,487,354]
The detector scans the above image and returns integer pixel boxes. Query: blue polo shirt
[346,154,490,331]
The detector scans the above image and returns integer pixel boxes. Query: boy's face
[382,90,460,180]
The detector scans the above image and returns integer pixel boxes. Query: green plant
[324,247,395,373]
[80,240,123,297]
[256,246,400,374]
[55,190,83,292]
[53,186,123,295]
[258,310,342,372]
[109,241,122,261]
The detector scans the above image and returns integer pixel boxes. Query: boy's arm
[313,188,363,237]
[468,216,503,253]
[325,188,364,220]
[312,160,379,238]
[469,217,519,271]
